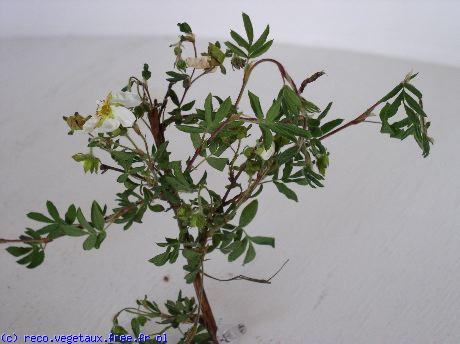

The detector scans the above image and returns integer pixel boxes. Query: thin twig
[203,259,289,284]
[319,100,381,141]
[0,238,52,244]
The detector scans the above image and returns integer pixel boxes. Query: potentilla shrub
[2,13,432,344]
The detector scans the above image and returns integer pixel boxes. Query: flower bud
[231,56,246,70]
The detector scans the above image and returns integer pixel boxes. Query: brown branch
[185,114,240,172]
[147,105,165,149]
[319,100,381,141]
[204,259,289,284]
[251,58,299,93]
[0,238,52,244]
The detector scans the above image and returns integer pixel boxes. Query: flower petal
[111,91,142,108]
[258,142,275,160]
[111,106,136,127]
[112,106,136,127]
[82,116,99,133]
[99,118,121,133]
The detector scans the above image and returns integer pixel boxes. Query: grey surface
[1,36,459,343]
[2,0,460,67]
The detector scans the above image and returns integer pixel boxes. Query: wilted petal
[99,118,121,133]
[112,106,136,127]
[185,57,212,69]
[82,116,99,133]
[111,91,142,108]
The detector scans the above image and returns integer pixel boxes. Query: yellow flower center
[96,93,114,120]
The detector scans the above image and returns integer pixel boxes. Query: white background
[1,0,459,67]
[1,1,460,343]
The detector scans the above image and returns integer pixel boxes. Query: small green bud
[236,127,248,139]
[243,147,254,157]
[245,159,260,175]
[176,59,187,71]
[174,46,182,56]
[177,205,192,221]
[190,213,206,229]
[316,153,329,176]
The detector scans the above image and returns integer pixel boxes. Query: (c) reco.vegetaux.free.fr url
[1,332,168,343]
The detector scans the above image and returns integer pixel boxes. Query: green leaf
[249,40,273,59]
[46,201,60,221]
[6,246,32,257]
[190,133,202,149]
[142,63,151,80]
[242,13,254,44]
[228,238,248,262]
[83,234,97,250]
[183,248,201,263]
[224,41,247,58]
[185,271,198,284]
[274,182,298,202]
[61,224,86,237]
[91,201,104,231]
[166,71,188,82]
[379,83,403,103]
[208,43,226,64]
[239,200,258,227]
[181,100,195,111]
[95,231,106,249]
[26,249,45,269]
[320,118,344,134]
[149,251,170,266]
[211,97,232,129]
[277,146,299,165]
[177,22,192,33]
[64,205,77,224]
[404,83,422,99]
[131,318,141,338]
[282,86,301,109]
[169,247,179,263]
[230,30,249,49]
[111,325,128,336]
[27,212,53,223]
[207,157,228,171]
[248,91,263,120]
[404,92,427,117]
[149,204,165,212]
[243,242,256,265]
[76,209,96,233]
[251,236,275,248]
[260,124,273,150]
[269,123,311,139]
[176,125,205,134]
[204,93,213,127]
[266,99,281,123]
[318,102,333,120]
[251,25,270,54]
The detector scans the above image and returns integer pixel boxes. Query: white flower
[111,91,142,108]
[83,92,136,134]
[185,56,212,69]
[256,142,276,160]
